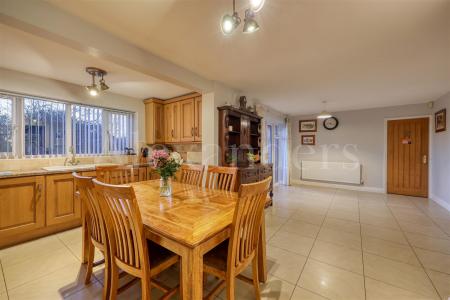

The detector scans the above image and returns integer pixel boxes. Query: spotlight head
[99,79,109,91]
[221,12,241,35]
[86,85,99,96]
[243,10,260,33]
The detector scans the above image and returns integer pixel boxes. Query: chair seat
[147,240,178,271]
[204,241,229,272]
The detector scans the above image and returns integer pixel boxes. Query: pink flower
[151,150,170,168]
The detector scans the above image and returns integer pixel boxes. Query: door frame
[382,115,433,196]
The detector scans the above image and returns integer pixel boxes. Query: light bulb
[221,14,235,34]
[86,85,99,96]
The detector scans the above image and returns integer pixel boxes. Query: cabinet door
[46,173,81,226]
[172,102,181,142]
[180,98,195,142]
[240,116,250,145]
[154,103,165,143]
[0,176,45,239]
[144,102,165,144]
[164,104,173,142]
[194,97,202,141]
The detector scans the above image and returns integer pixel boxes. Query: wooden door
[46,173,81,226]
[387,118,429,197]
[154,103,165,143]
[180,98,195,142]
[0,176,45,240]
[194,97,202,141]
[144,102,164,144]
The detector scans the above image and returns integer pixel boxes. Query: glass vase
[159,177,172,197]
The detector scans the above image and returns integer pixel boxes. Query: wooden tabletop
[131,180,238,248]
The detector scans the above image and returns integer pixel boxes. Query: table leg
[258,213,268,283]
[180,246,203,300]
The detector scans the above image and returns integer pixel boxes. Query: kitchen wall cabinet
[143,93,202,144]
[144,99,165,144]
[46,173,81,226]
[0,176,45,241]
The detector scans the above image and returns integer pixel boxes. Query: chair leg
[252,256,261,299]
[226,276,235,300]
[85,241,95,284]
[102,250,111,300]
[109,263,119,300]
[141,277,151,300]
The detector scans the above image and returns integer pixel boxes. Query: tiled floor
[1,185,450,299]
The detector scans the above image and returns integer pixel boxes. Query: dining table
[82,179,268,299]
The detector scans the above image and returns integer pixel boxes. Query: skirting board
[290,179,384,193]
[430,194,450,212]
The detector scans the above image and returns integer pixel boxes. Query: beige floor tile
[0,235,66,268]
[66,241,104,263]
[266,246,307,284]
[291,287,327,300]
[265,215,288,231]
[290,211,325,226]
[363,253,438,298]
[365,277,439,300]
[7,262,96,300]
[57,227,83,246]
[406,232,450,255]
[362,235,420,266]
[298,259,365,300]
[322,217,361,234]
[279,219,321,238]
[0,292,7,300]
[310,240,363,274]
[360,214,400,230]
[3,246,79,289]
[415,248,450,274]
[327,209,359,222]
[64,282,103,300]
[398,221,448,239]
[426,270,450,300]
[265,207,295,219]
[217,275,295,300]
[317,228,361,250]
[269,231,315,256]
[0,265,5,294]
[361,224,408,245]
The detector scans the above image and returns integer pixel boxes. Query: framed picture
[299,119,317,132]
[301,135,316,145]
[435,109,446,133]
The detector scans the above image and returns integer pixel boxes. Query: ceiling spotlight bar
[221,0,264,35]
[85,67,109,96]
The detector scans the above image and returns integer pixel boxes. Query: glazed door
[387,118,429,197]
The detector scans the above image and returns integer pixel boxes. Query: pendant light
[243,9,260,33]
[85,67,109,96]
[317,101,332,119]
[221,0,263,35]
[221,0,240,35]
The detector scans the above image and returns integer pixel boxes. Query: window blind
[107,111,134,154]
[24,98,66,156]
[0,96,14,156]
[72,105,103,155]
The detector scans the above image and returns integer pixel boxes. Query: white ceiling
[45,0,450,115]
[0,23,192,100]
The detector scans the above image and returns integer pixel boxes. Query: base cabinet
[0,176,45,241]
[46,173,81,226]
[236,164,273,206]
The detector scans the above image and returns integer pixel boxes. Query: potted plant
[247,152,259,167]
[151,150,183,196]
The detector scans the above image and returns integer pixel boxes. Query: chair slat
[205,166,238,192]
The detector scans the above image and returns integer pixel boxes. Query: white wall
[290,103,434,191]
[431,92,450,209]
[0,67,146,149]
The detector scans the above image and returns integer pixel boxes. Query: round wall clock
[323,117,339,130]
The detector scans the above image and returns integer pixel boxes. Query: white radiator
[301,161,362,185]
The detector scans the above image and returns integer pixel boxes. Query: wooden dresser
[237,164,273,206]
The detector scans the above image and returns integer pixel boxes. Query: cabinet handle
[171,129,174,137]
[33,183,42,210]
[191,127,194,136]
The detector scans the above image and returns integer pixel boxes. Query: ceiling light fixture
[85,67,108,97]
[243,9,260,33]
[317,101,332,119]
[249,0,265,12]
[221,0,263,35]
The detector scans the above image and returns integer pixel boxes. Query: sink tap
[64,146,80,166]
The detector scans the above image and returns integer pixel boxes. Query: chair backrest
[179,164,205,186]
[73,172,106,246]
[93,179,148,272]
[228,177,271,273]
[96,165,135,185]
[205,166,238,191]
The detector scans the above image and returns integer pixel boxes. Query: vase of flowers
[151,150,183,196]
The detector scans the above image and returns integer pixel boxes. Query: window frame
[0,90,135,159]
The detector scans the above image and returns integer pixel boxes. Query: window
[24,98,66,156]
[108,111,134,154]
[0,95,14,156]
[72,105,103,155]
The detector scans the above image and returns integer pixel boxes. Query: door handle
[423,155,427,164]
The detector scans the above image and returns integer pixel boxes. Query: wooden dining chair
[93,179,180,300]
[179,164,205,186]
[205,166,238,192]
[96,165,135,185]
[73,172,110,299]
[203,176,272,300]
